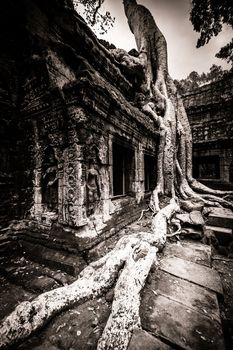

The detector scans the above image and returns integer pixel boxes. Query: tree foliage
[190,0,233,64]
[74,0,233,64]
[73,0,114,34]
[174,64,232,95]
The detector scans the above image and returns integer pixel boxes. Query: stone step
[164,241,211,267]
[20,241,87,276]
[0,240,18,256]
[0,257,76,293]
[145,269,221,323]
[205,225,233,245]
[0,276,35,322]
[207,212,233,229]
[141,293,225,350]
[128,329,172,350]
[160,256,223,295]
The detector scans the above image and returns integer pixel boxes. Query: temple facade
[2,0,232,251]
[0,0,159,249]
[183,74,233,189]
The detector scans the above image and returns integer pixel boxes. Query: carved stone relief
[41,146,58,212]
[62,143,87,227]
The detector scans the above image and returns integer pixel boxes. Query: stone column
[134,143,144,203]
[30,121,43,220]
[62,143,87,227]
[96,135,112,223]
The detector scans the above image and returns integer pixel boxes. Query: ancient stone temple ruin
[183,74,233,188]
[1,1,233,350]
[0,0,158,248]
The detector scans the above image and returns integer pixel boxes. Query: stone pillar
[221,148,233,182]
[99,135,112,222]
[62,143,87,227]
[134,143,144,203]
[30,121,43,220]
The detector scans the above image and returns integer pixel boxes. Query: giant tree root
[200,193,233,209]
[97,242,157,350]
[0,199,180,350]
[189,178,233,196]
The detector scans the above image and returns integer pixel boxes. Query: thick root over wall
[123,0,233,214]
[0,199,179,350]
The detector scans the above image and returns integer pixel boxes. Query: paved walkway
[0,219,226,350]
[129,240,225,350]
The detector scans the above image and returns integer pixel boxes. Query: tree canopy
[174,64,233,95]
[74,0,233,64]
[190,0,233,64]
[73,0,115,34]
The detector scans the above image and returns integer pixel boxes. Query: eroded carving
[86,162,101,216]
[41,146,58,212]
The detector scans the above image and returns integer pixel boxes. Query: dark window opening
[112,143,134,196]
[41,146,58,211]
[230,161,233,183]
[193,156,220,179]
[144,154,156,191]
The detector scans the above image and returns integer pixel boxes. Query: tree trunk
[123,0,233,210]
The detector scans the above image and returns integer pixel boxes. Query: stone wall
[0,1,35,228]
[0,0,159,249]
[183,74,233,187]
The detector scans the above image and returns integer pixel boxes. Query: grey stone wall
[183,74,233,186]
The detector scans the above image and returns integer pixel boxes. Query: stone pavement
[0,219,227,350]
[132,240,225,350]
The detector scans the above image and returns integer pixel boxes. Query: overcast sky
[94,0,232,80]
